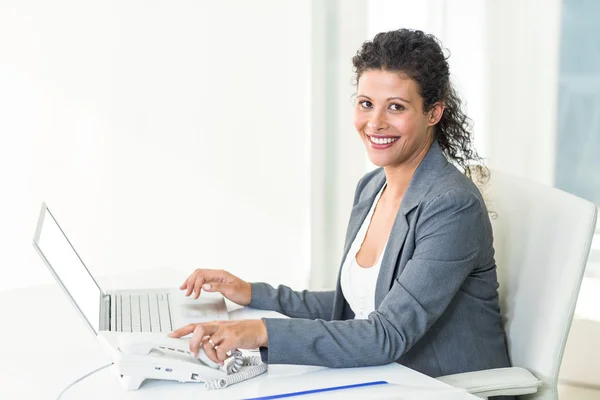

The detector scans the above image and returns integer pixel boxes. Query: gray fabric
[249,141,511,379]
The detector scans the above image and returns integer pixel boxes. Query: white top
[340,182,388,319]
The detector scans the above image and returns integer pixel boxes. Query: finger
[179,276,189,290]
[189,324,218,356]
[168,323,198,338]
[193,276,205,299]
[185,270,199,297]
[195,270,228,297]
[215,339,233,362]
[202,282,223,293]
[202,338,222,365]
[204,328,228,361]
[197,269,228,284]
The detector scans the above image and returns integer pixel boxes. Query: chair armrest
[436,367,542,398]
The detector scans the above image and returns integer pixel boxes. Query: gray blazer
[249,141,511,377]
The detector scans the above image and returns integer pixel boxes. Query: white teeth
[369,135,399,145]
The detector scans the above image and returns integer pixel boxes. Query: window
[555,0,600,277]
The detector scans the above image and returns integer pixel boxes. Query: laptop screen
[33,205,102,333]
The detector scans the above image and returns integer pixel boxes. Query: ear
[427,102,445,126]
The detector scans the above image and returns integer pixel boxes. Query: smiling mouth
[366,134,400,145]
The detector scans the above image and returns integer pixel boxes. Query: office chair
[436,170,598,399]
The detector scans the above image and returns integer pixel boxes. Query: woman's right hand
[179,269,252,306]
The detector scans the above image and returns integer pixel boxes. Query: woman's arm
[260,188,487,367]
[248,283,335,320]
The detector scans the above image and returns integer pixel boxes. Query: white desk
[0,269,477,400]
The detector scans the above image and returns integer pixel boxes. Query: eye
[359,100,373,109]
[389,103,405,111]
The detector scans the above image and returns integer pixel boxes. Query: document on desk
[244,381,475,399]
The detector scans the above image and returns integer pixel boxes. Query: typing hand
[169,320,268,363]
[180,269,251,306]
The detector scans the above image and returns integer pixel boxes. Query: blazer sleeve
[259,189,488,367]
[248,283,335,320]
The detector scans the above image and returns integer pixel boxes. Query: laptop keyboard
[114,293,172,332]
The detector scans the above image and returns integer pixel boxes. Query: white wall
[0,0,312,292]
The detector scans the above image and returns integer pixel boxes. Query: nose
[367,112,387,131]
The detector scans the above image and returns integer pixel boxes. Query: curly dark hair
[352,29,487,182]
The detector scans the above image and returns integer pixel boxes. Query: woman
[169,29,511,379]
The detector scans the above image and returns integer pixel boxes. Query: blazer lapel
[374,141,449,307]
[342,176,385,258]
[374,208,411,307]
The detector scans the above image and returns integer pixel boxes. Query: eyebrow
[357,94,411,104]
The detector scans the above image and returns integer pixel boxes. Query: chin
[367,156,393,167]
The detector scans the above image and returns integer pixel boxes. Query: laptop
[32,202,228,335]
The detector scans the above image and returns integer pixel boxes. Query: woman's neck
[382,137,434,202]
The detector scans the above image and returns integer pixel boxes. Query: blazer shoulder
[422,164,486,210]
[421,163,485,206]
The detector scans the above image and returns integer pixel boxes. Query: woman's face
[354,69,442,168]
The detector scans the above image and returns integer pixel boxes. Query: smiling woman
[352,29,484,181]
[170,29,511,400]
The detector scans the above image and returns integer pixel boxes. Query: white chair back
[484,171,597,400]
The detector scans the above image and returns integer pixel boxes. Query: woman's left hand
[168,320,268,364]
